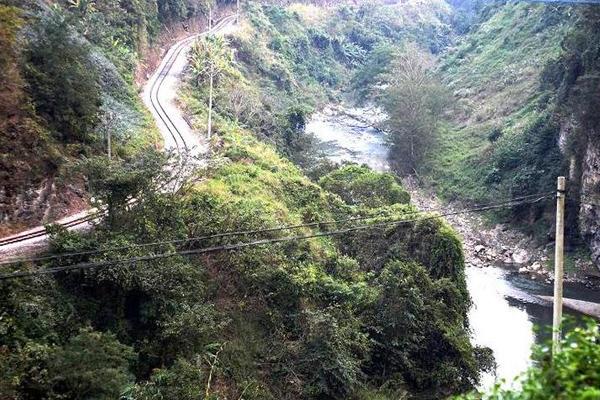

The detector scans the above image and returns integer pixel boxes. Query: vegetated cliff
[426,1,600,268]
[0,0,226,234]
[546,9,600,267]
[0,112,489,400]
[1,2,493,399]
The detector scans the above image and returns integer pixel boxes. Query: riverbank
[320,104,600,288]
[403,176,600,289]
[305,103,600,388]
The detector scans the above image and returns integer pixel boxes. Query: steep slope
[0,2,493,399]
[431,2,574,207]
[424,1,600,267]
[0,0,222,234]
[0,120,488,400]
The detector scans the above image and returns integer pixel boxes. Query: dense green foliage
[13,1,600,399]
[1,53,487,398]
[319,164,410,207]
[457,320,600,399]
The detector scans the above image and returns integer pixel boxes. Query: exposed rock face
[579,140,600,267]
[0,176,87,236]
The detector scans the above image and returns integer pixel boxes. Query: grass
[427,2,577,205]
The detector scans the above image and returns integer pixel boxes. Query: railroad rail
[0,15,236,250]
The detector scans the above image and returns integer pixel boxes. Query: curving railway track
[145,14,237,154]
[0,15,236,256]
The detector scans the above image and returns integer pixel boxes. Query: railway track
[0,15,236,252]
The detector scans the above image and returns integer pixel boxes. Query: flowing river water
[305,106,600,389]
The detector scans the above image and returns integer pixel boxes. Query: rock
[474,245,486,254]
[512,249,531,265]
[518,267,529,274]
[530,261,542,272]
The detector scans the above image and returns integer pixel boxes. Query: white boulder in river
[511,249,531,265]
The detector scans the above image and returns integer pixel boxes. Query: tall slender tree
[190,35,233,142]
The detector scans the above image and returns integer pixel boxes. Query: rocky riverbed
[403,176,600,287]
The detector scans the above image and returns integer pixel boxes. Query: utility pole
[106,112,113,161]
[552,176,566,355]
[207,70,213,142]
[209,6,212,31]
[107,130,112,161]
[236,0,240,23]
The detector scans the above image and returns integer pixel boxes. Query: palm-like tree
[190,35,234,142]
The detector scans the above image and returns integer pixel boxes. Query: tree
[381,44,450,174]
[190,35,234,141]
[47,328,134,400]
[78,149,185,229]
[23,9,102,143]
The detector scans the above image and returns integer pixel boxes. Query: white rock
[530,261,542,271]
[475,245,486,254]
[512,249,531,265]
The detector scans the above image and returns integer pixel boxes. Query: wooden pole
[552,176,566,355]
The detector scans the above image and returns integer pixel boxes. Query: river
[305,106,600,389]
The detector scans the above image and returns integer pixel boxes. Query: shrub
[124,358,206,400]
[368,261,490,396]
[319,164,410,208]
[47,328,134,400]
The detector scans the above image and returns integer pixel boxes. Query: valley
[1,1,600,399]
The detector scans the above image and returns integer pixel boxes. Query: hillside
[400,1,600,268]
[0,100,488,400]
[0,1,495,399]
[3,0,600,398]
[0,0,222,235]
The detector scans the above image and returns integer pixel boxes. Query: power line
[0,192,553,267]
[0,194,552,280]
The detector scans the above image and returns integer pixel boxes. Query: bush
[368,261,490,396]
[47,328,134,399]
[319,164,410,208]
[125,358,206,400]
[457,320,600,399]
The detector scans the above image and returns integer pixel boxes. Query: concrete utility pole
[107,130,112,161]
[552,176,566,355]
[209,6,212,31]
[106,112,113,161]
[207,72,213,141]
